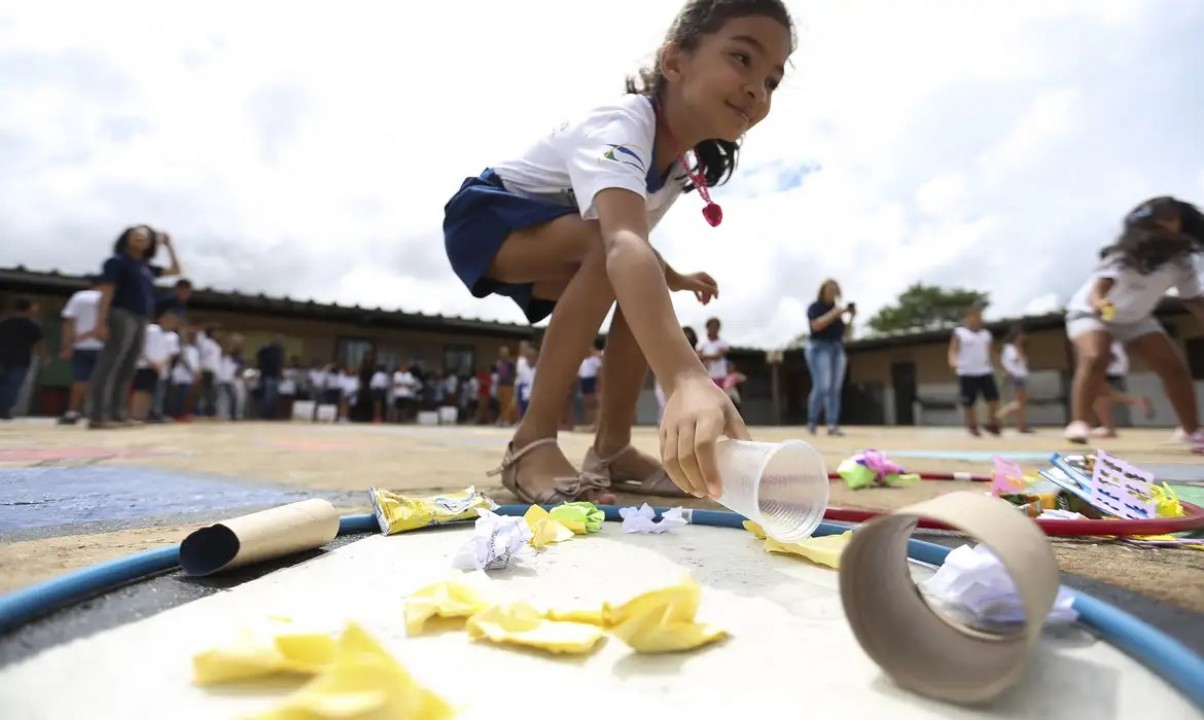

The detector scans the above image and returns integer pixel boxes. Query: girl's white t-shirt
[138,324,170,371]
[392,371,417,398]
[280,368,297,396]
[171,345,199,385]
[217,355,238,383]
[1001,343,1028,378]
[1066,253,1203,323]
[578,355,602,379]
[954,327,994,376]
[492,94,685,229]
[696,338,730,380]
[370,371,389,390]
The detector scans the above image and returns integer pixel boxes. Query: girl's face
[127,227,151,256]
[665,15,792,142]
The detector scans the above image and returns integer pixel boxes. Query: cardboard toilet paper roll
[179,499,340,577]
[839,491,1059,705]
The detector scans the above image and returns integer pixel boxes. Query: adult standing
[0,298,46,420]
[255,335,285,419]
[87,226,183,429]
[806,279,855,436]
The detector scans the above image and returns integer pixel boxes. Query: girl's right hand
[659,375,751,499]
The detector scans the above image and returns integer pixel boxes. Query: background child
[58,277,103,424]
[995,323,1033,433]
[1091,340,1153,438]
[696,317,730,387]
[441,0,789,501]
[948,303,1001,437]
[131,311,179,421]
[1063,196,1204,451]
[577,339,604,431]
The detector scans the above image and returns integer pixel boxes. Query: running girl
[442,0,792,501]
[1063,196,1204,451]
[995,323,1033,433]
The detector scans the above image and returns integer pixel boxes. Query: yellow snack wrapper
[466,602,605,654]
[405,577,496,635]
[192,619,337,685]
[763,531,852,569]
[524,505,575,548]
[602,577,726,653]
[743,520,766,539]
[252,622,454,720]
[370,486,497,535]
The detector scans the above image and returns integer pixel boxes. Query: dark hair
[1099,196,1204,274]
[1003,323,1025,344]
[625,0,794,191]
[683,326,699,346]
[706,316,721,328]
[176,278,193,290]
[593,336,606,351]
[14,298,32,313]
[816,278,840,302]
[112,225,159,262]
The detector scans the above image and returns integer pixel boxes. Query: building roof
[3,265,1191,354]
[0,266,536,340]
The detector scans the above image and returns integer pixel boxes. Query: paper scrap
[466,602,605,654]
[992,456,1027,496]
[763,531,852,569]
[452,509,533,571]
[193,619,337,685]
[1037,509,1087,521]
[619,504,688,534]
[548,501,604,534]
[523,505,575,548]
[921,544,1077,625]
[602,576,726,653]
[251,622,454,720]
[1089,451,1156,519]
[370,485,498,535]
[405,576,496,635]
[743,520,767,538]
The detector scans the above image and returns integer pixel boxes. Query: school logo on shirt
[600,144,647,173]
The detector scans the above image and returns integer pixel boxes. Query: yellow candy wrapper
[524,505,575,548]
[466,602,605,655]
[252,622,454,720]
[370,486,497,535]
[602,577,726,654]
[405,576,496,635]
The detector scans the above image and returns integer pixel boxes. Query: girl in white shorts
[1062,196,1204,452]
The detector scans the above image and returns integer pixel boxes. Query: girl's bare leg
[1070,331,1111,424]
[592,307,662,476]
[1128,332,1199,433]
[488,215,617,500]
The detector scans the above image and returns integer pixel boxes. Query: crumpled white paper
[618,504,688,534]
[920,544,1077,625]
[452,509,533,571]
[1037,509,1087,521]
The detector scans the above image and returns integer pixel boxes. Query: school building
[3,265,1202,427]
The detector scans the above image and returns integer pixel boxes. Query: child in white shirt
[947,304,1000,437]
[994,324,1033,433]
[1062,195,1204,451]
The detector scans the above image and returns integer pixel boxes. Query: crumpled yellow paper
[252,622,454,720]
[549,501,604,534]
[192,618,338,685]
[466,601,605,654]
[405,577,495,635]
[744,520,851,569]
[523,505,575,548]
[602,577,726,653]
[764,532,852,569]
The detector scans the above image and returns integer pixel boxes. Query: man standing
[0,299,45,420]
[256,335,285,419]
[58,277,104,424]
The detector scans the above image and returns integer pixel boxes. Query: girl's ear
[660,43,686,83]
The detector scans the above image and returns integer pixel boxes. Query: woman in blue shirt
[806,279,855,436]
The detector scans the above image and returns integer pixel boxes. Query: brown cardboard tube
[179,499,340,577]
[839,491,1059,705]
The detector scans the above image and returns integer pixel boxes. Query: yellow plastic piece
[192,620,337,685]
[524,505,575,548]
[763,531,852,569]
[404,578,495,635]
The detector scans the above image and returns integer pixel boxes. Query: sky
[1,0,1202,348]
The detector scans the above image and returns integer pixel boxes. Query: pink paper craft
[991,456,1026,496]
[1089,450,1156,520]
[858,450,904,481]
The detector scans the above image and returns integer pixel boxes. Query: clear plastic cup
[714,439,829,543]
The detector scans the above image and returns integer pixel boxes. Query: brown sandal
[487,438,614,504]
[582,445,689,498]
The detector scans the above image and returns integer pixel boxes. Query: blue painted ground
[0,466,314,532]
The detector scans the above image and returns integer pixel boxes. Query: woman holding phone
[806,279,855,436]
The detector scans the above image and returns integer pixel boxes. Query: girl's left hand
[671,271,719,305]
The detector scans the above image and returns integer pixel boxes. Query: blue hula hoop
[0,504,1199,709]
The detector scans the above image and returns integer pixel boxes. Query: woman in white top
[946,304,1000,437]
[994,324,1033,433]
[1062,196,1204,451]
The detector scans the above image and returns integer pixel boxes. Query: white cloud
[0,0,1202,350]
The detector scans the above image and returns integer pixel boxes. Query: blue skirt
[443,168,577,324]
